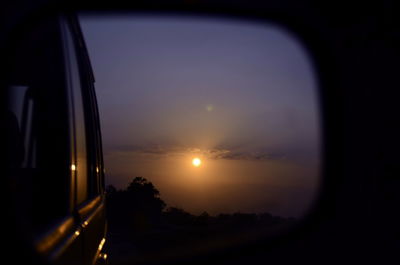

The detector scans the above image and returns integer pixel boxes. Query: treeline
[163,207,294,227]
[106,177,295,232]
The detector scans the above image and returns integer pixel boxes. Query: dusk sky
[79,14,321,217]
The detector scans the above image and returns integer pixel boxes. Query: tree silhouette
[194,211,210,226]
[103,176,298,265]
[163,207,194,225]
[106,177,166,232]
[106,176,294,236]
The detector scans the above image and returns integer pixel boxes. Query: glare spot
[71,164,76,171]
[206,104,214,112]
[74,231,80,236]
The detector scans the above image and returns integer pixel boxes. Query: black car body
[4,13,107,265]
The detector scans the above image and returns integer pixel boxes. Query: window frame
[61,15,105,211]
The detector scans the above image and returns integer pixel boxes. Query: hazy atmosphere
[80,14,321,218]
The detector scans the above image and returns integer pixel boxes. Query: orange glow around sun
[192,158,201,167]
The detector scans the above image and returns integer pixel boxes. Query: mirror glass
[80,14,321,263]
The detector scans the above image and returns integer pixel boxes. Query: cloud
[109,144,285,161]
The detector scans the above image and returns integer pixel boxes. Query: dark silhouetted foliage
[163,207,194,225]
[106,177,295,232]
[104,177,297,264]
[106,177,166,232]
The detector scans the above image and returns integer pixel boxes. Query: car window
[6,16,71,236]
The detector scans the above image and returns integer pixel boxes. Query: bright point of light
[192,158,201,167]
[71,164,76,171]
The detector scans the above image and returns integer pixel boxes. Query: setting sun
[192,158,201,167]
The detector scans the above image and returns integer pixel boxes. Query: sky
[79,14,321,218]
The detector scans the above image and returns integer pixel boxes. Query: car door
[5,14,86,265]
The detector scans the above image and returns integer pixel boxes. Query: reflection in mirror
[80,14,320,263]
